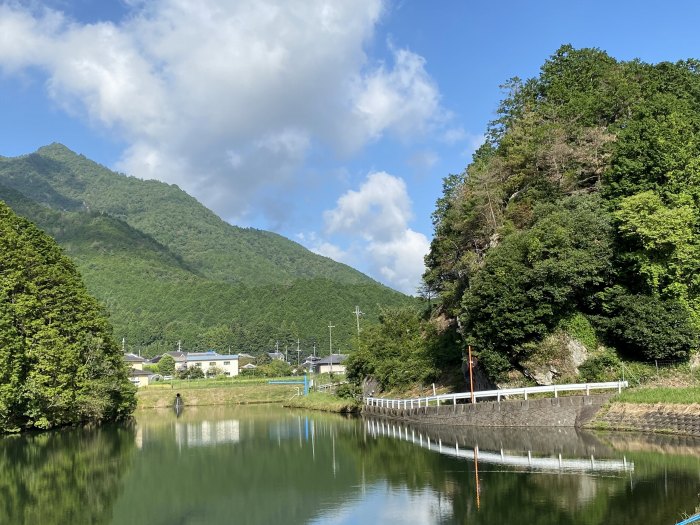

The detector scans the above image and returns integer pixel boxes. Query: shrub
[578,352,621,382]
[335,383,360,400]
[477,349,512,382]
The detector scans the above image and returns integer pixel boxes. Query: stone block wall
[363,394,612,428]
[595,403,700,437]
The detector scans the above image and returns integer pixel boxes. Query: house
[240,363,257,374]
[267,351,286,362]
[314,354,348,374]
[152,351,188,371]
[129,368,153,387]
[124,353,146,371]
[300,355,320,372]
[185,351,239,376]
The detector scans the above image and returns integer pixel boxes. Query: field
[136,376,309,408]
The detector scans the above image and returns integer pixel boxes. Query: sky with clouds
[1,0,699,294]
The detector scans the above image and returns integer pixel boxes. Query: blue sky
[1,1,699,294]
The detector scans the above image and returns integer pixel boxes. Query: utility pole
[328,322,335,373]
[178,340,181,352]
[122,337,126,353]
[313,342,316,358]
[353,306,364,336]
[468,345,475,404]
[297,339,301,366]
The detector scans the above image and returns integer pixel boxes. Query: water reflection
[0,424,136,525]
[1,407,700,524]
[364,418,634,473]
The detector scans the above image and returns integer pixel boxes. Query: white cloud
[325,171,412,242]
[0,0,446,226]
[441,127,467,145]
[350,46,442,145]
[311,241,349,263]
[322,171,429,294]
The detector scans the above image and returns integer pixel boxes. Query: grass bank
[613,386,700,405]
[136,376,304,408]
[284,392,360,414]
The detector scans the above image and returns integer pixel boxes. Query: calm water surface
[2,405,699,524]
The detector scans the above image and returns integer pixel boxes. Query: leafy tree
[178,367,204,380]
[158,354,176,376]
[257,360,292,378]
[346,307,460,391]
[0,202,135,432]
[595,287,698,360]
[461,196,613,360]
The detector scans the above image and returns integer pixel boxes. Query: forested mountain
[423,46,700,381]
[0,201,135,431]
[0,144,412,357]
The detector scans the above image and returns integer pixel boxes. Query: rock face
[519,332,589,386]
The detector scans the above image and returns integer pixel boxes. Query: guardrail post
[618,382,622,393]
[554,386,558,398]
[524,391,528,400]
[586,384,590,396]
[453,395,457,406]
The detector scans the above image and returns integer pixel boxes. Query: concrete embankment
[594,403,700,437]
[363,395,611,428]
[363,395,700,437]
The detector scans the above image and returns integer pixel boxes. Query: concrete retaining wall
[595,403,700,437]
[363,394,611,428]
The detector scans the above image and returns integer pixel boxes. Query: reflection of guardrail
[364,381,628,409]
[365,418,634,473]
[677,513,700,525]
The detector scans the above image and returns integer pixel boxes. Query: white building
[314,354,348,374]
[186,351,239,377]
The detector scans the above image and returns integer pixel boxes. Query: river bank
[135,380,700,438]
[284,392,360,413]
[135,379,297,408]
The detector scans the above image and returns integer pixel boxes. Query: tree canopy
[423,46,700,378]
[0,201,135,432]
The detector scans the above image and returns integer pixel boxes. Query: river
[1,405,698,524]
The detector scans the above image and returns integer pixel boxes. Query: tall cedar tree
[0,201,135,431]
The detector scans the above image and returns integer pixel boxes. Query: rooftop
[316,354,348,365]
[124,353,146,362]
[186,351,238,362]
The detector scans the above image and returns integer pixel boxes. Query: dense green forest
[0,145,413,357]
[351,46,700,390]
[425,45,700,380]
[0,202,135,432]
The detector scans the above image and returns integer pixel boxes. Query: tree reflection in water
[0,423,136,525]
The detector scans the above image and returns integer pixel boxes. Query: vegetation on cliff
[349,46,700,389]
[422,45,700,380]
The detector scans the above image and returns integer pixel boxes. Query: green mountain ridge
[0,144,412,356]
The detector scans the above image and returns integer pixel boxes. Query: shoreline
[135,383,700,437]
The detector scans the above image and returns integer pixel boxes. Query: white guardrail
[364,381,628,409]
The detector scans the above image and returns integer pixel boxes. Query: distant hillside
[0,144,413,356]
